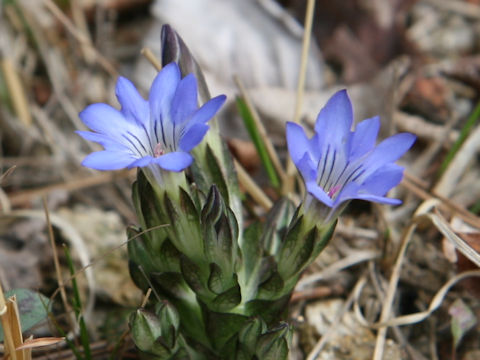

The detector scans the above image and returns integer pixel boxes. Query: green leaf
[0,289,51,341]
[236,96,280,188]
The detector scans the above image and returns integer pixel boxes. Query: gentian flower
[77,62,226,177]
[286,90,415,219]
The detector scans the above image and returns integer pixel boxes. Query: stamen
[154,143,165,157]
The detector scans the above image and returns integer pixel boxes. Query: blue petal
[149,62,181,123]
[335,163,405,205]
[81,151,135,170]
[189,95,226,124]
[116,77,149,124]
[360,133,416,178]
[314,90,353,155]
[286,122,311,164]
[338,182,402,205]
[79,103,134,139]
[179,123,209,152]
[128,155,155,168]
[296,152,318,182]
[170,73,198,125]
[306,181,334,208]
[76,130,127,151]
[349,116,380,160]
[361,163,405,196]
[154,151,193,171]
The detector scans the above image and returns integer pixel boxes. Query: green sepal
[243,295,291,324]
[155,301,181,349]
[202,185,239,275]
[129,308,163,353]
[127,226,156,291]
[127,226,155,272]
[179,187,200,220]
[237,317,267,356]
[241,222,263,281]
[308,220,337,265]
[212,283,242,312]
[261,198,297,256]
[158,239,182,273]
[255,323,291,360]
[208,263,238,295]
[151,272,186,300]
[277,215,315,279]
[180,255,210,299]
[257,271,285,300]
[194,145,231,206]
[201,305,248,352]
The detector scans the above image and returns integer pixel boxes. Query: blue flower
[77,62,226,173]
[286,89,415,211]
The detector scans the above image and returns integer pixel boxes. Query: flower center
[154,143,165,157]
[327,184,341,198]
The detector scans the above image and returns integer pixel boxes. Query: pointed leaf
[0,289,50,342]
[212,284,242,312]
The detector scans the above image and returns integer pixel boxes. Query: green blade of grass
[236,96,280,189]
[438,101,480,176]
[64,245,91,360]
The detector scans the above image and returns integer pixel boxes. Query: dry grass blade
[8,170,132,207]
[0,166,16,185]
[16,337,64,351]
[283,0,316,194]
[234,160,273,211]
[0,294,30,360]
[42,198,76,334]
[426,211,480,266]
[372,199,440,360]
[355,270,480,329]
[141,47,162,71]
[42,0,117,77]
[0,59,32,126]
[296,249,380,290]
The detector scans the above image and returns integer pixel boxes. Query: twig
[8,170,132,207]
[141,47,162,71]
[283,0,316,194]
[42,0,117,77]
[0,59,32,126]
